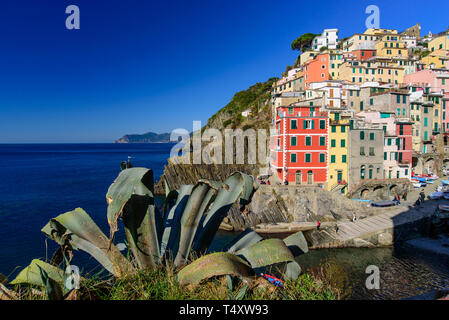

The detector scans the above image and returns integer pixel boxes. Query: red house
[395,119,413,177]
[271,102,329,186]
[304,53,329,89]
[351,49,376,61]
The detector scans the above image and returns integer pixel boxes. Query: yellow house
[339,59,405,85]
[375,34,408,59]
[328,49,343,79]
[299,51,318,66]
[421,50,449,69]
[428,34,449,53]
[426,92,444,133]
[364,28,397,36]
[328,110,351,194]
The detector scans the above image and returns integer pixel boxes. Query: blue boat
[371,200,397,207]
[442,180,449,186]
[412,176,427,182]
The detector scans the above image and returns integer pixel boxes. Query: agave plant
[9,167,308,298]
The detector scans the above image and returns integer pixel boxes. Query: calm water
[1,143,448,299]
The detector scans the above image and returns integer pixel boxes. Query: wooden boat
[371,200,397,207]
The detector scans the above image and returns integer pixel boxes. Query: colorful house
[271,102,329,186]
[304,53,330,89]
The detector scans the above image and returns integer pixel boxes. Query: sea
[1,143,449,299]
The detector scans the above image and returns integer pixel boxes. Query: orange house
[304,53,329,89]
[351,49,376,61]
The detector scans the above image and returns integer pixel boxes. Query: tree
[291,33,319,52]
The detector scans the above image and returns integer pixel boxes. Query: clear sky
[1,0,448,143]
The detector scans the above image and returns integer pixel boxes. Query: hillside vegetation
[204,77,278,132]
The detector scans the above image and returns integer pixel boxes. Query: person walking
[402,192,407,201]
[317,220,321,231]
[419,190,425,203]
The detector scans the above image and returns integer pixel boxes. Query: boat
[413,183,421,188]
[412,176,427,182]
[371,200,397,207]
[442,180,449,186]
[428,191,444,200]
[444,193,449,200]
[351,199,371,202]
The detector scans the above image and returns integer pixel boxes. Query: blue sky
[0,0,448,142]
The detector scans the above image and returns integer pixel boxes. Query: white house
[312,29,339,51]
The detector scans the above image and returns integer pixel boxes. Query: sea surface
[1,143,449,299]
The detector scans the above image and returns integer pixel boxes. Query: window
[360,101,364,111]
[331,139,336,147]
[305,153,311,163]
[342,155,347,163]
[369,147,375,156]
[290,153,297,163]
[360,146,365,155]
[305,136,312,146]
[319,153,325,163]
[340,139,345,147]
[331,126,336,133]
[370,132,374,140]
[360,131,365,140]
[331,155,336,163]
[290,136,297,146]
[288,107,293,114]
[384,152,387,160]
[319,136,325,146]
[341,126,346,133]
[291,119,297,129]
[396,95,401,103]
[319,119,326,129]
[303,120,313,129]
[370,98,373,105]
[403,95,406,104]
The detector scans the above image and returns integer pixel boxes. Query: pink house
[404,69,449,93]
[357,111,412,180]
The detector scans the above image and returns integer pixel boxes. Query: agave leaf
[192,172,256,253]
[235,238,295,269]
[0,283,18,300]
[37,265,64,300]
[10,259,65,286]
[160,185,193,259]
[176,252,255,286]
[42,208,133,277]
[226,275,233,292]
[174,183,217,266]
[235,284,248,300]
[283,231,309,256]
[284,261,302,281]
[0,273,7,284]
[122,195,161,269]
[223,228,263,253]
[106,168,154,238]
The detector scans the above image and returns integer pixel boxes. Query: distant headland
[115,131,171,143]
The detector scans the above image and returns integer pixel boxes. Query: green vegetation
[291,33,319,52]
[10,262,339,300]
[4,168,330,300]
[206,77,278,131]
